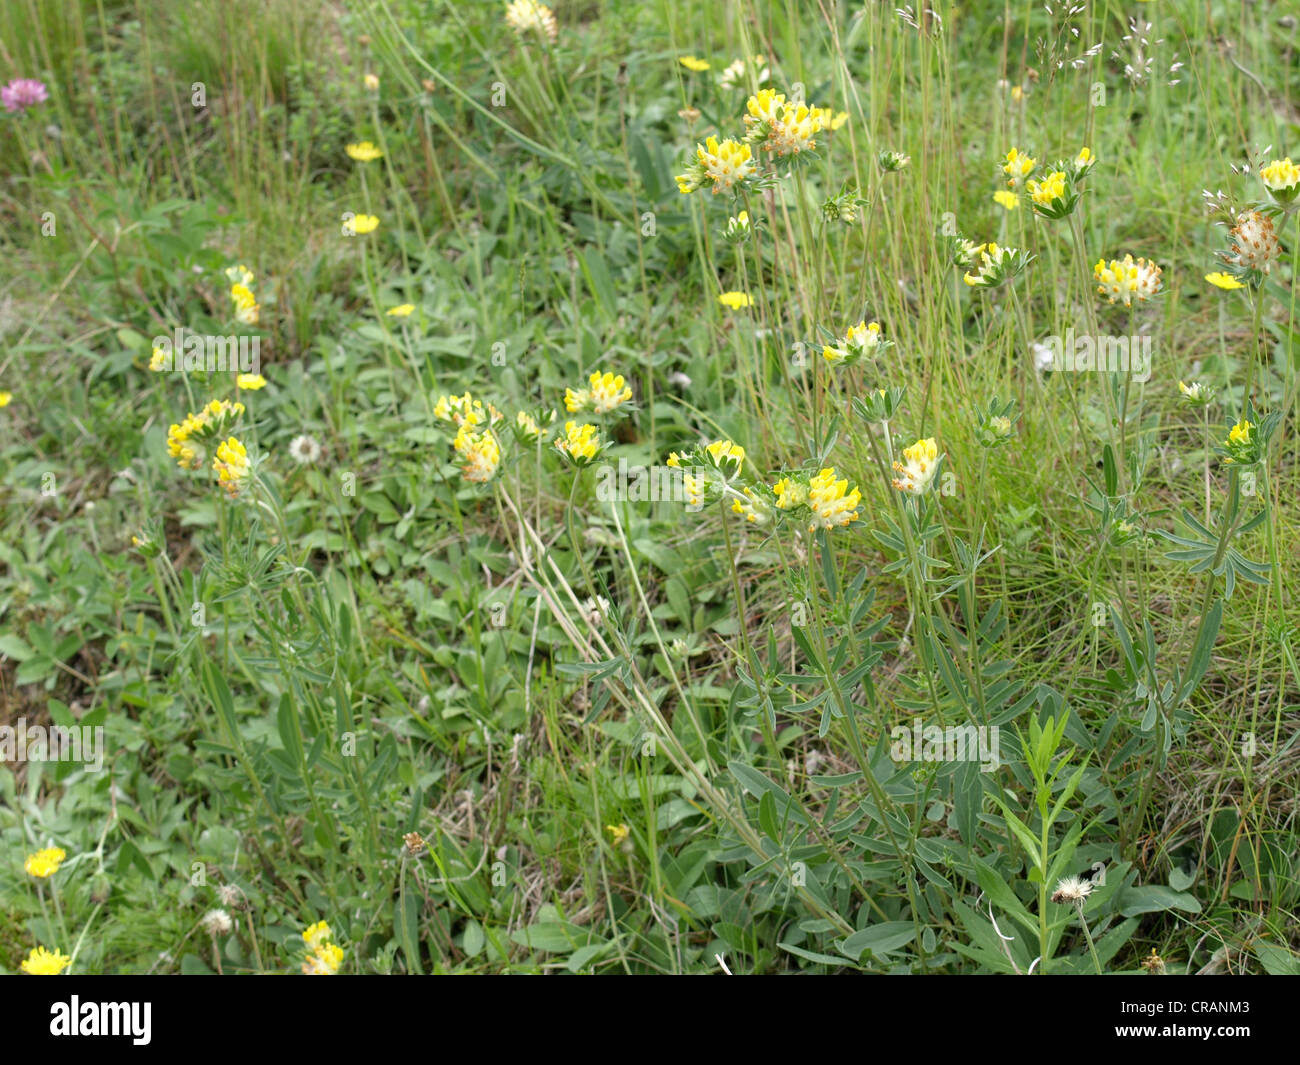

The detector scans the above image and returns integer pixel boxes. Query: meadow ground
[0,0,1298,976]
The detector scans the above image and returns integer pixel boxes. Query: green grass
[0,0,1298,975]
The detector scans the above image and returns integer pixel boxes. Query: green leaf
[839,922,916,960]
[1118,884,1201,917]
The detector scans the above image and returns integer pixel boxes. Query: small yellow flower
[514,410,548,442]
[1228,418,1253,447]
[993,189,1020,210]
[587,371,633,414]
[452,425,501,483]
[505,0,558,42]
[678,56,710,72]
[1073,147,1096,176]
[386,303,415,317]
[350,214,379,235]
[225,264,255,287]
[1260,157,1300,201]
[25,847,67,878]
[730,486,770,525]
[213,437,250,496]
[363,73,379,91]
[891,438,940,495]
[150,347,169,371]
[345,141,383,162]
[553,421,603,465]
[696,137,755,193]
[302,942,345,975]
[1027,170,1067,208]
[236,373,266,390]
[230,282,259,326]
[772,477,808,509]
[718,291,752,309]
[20,946,71,975]
[1094,254,1162,305]
[0,390,12,407]
[1178,380,1214,406]
[1002,147,1036,187]
[807,467,861,530]
[1205,271,1244,290]
[303,921,333,950]
[705,439,745,473]
[606,823,630,845]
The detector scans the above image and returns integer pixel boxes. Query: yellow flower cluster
[1260,157,1300,202]
[566,371,633,414]
[1002,147,1036,186]
[213,437,250,497]
[301,920,345,975]
[167,398,245,470]
[677,136,756,195]
[225,265,260,325]
[823,320,883,365]
[891,438,940,495]
[744,89,823,157]
[807,468,862,530]
[505,0,558,43]
[554,421,603,465]
[1093,254,1163,305]
[454,425,502,483]
[434,391,501,429]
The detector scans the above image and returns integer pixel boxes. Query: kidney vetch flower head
[806,468,862,531]
[703,439,746,477]
[452,425,501,483]
[505,0,558,43]
[676,136,756,195]
[513,409,555,444]
[566,371,633,415]
[891,437,941,495]
[554,421,604,466]
[822,320,885,366]
[1220,418,1260,466]
[167,398,245,470]
[743,89,823,159]
[434,391,501,430]
[1223,210,1281,277]
[1071,147,1097,180]
[1260,156,1300,207]
[1026,169,1078,219]
[1002,147,1037,187]
[962,243,1034,289]
[878,149,910,172]
[1178,380,1215,407]
[1093,254,1163,306]
[213,437,251,497]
